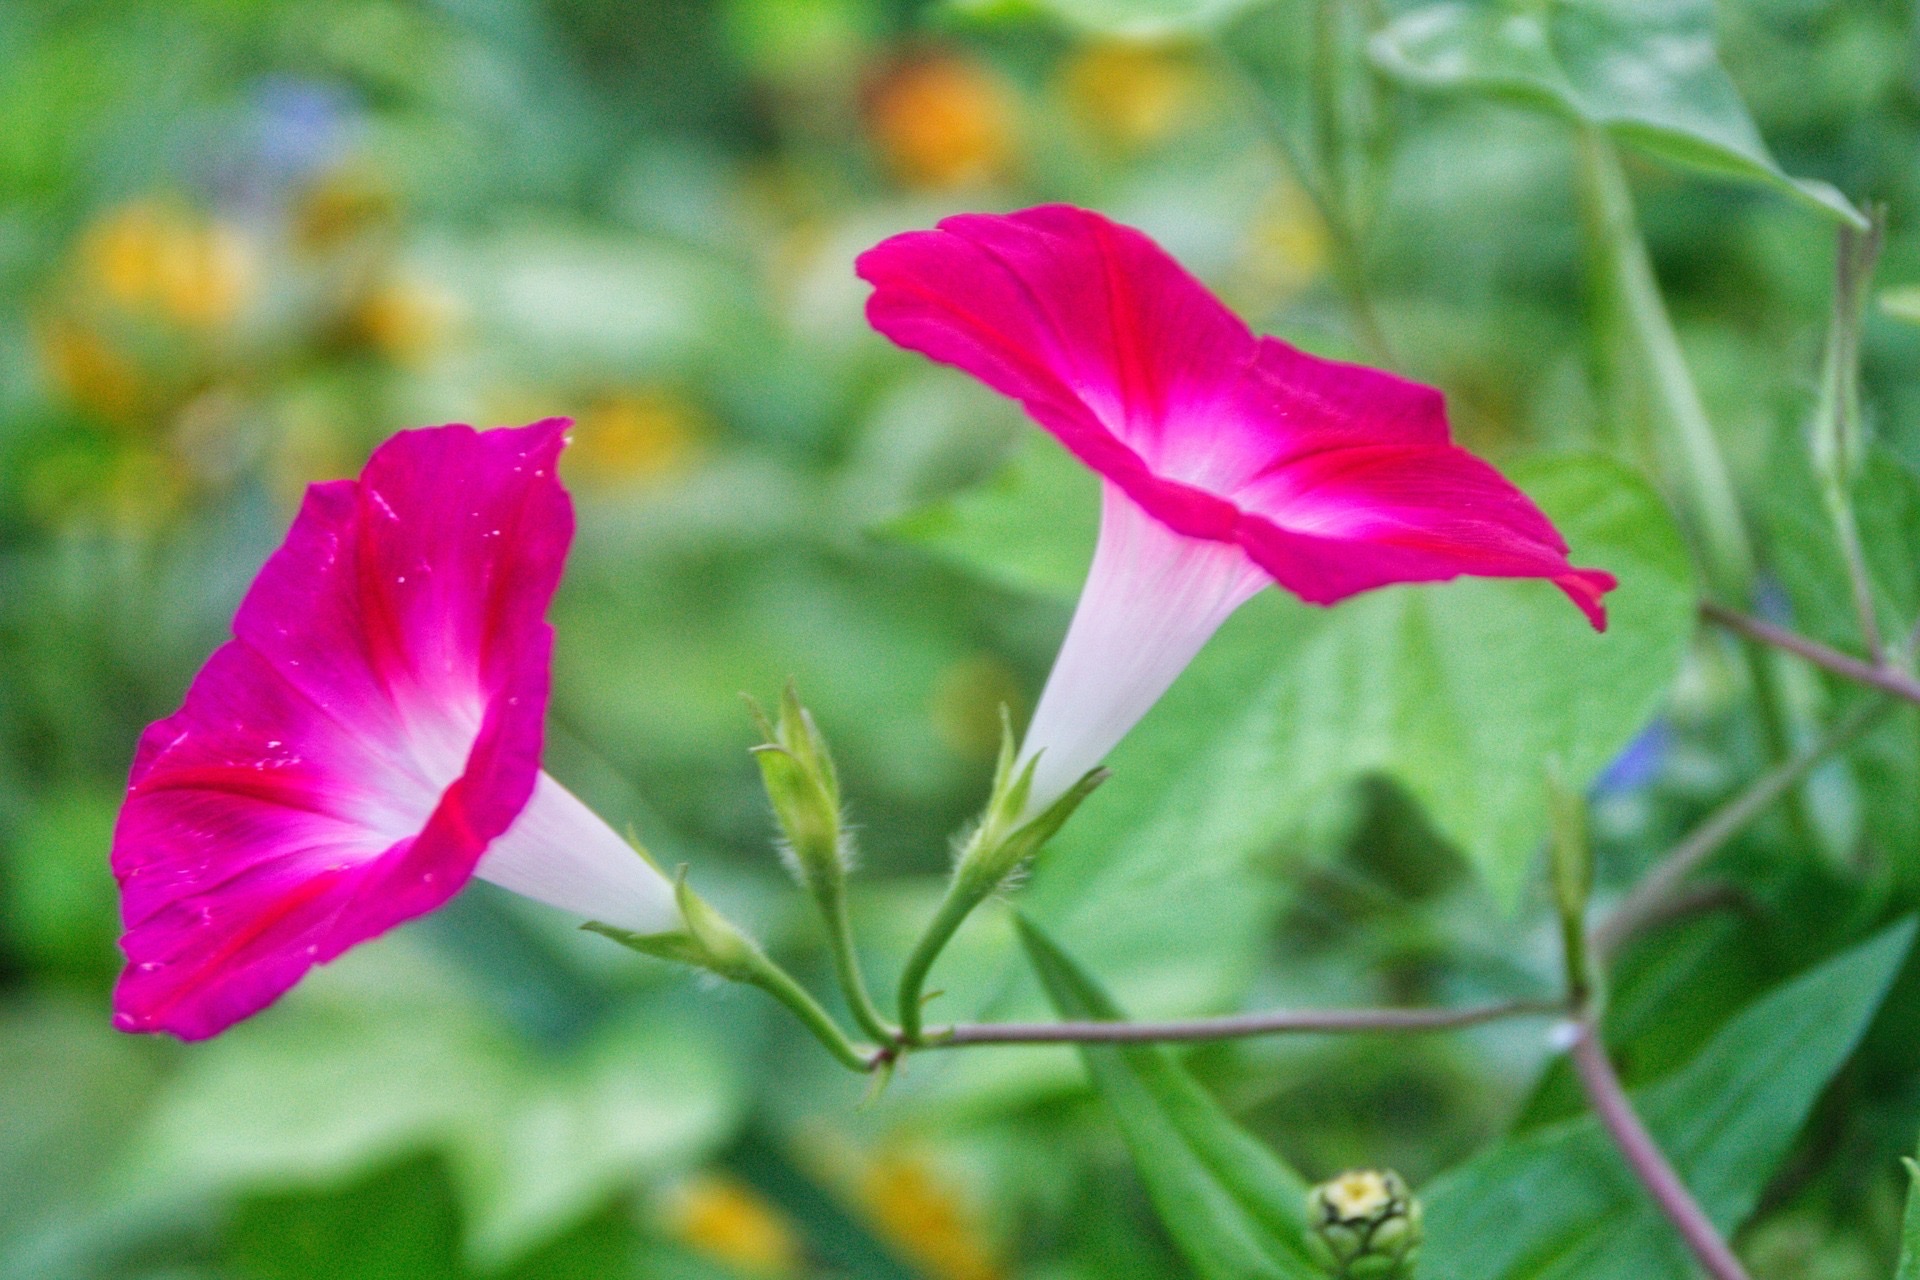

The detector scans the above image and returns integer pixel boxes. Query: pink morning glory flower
[858,205,1616,810]
[112,421,678,1040]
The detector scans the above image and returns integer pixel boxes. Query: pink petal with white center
[860,205,1616,805]
[111,421,672,1042]
[856,204,1613,625]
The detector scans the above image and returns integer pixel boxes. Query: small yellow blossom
[855,1148,1003,1280]
[291,169,396,252]
[352,274,460,366]
[929,653,1025,762]
[564,390,704,490]
[1324,1170,1394,1220]
[79,199,258,329]
[659,1173,802,1277]
[37,316,145,424]
[1062,41,1201,147]
[1242,182,1328,301]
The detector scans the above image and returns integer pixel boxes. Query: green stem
[896,875,994,1046]
[1578,128,1821,846]
[922,1000,1564,1047]
[1215,35,1394,366]
[1592,695,1892,959]
[1578,128,1754,598]
[813,875,896,1045]
[1813,210,1888,661]
[741,950,874,1074]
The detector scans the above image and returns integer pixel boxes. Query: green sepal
[958,757,1109,894]
[1897,1155,1920,1280]
[584,866,759,982]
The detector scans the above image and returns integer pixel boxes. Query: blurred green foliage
[6,0,1920,1278]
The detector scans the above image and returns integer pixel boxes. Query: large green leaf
[1371,0,1863,227]
[1419,919,1915,1280]
[126,941,746,1269]
[1019,917,1320,1280]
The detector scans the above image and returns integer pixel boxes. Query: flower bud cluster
[1306,1169,1422,1280]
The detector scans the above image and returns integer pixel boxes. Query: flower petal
[1231,443,1619,629]
[112,421,571,1040]
[859,206,1612,629]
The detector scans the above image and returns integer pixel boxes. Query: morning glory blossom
[111,420,677,1040]
[858,205,1615,810]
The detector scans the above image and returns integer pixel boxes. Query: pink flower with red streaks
[858,205,1616,809]
[112,420,677,1041]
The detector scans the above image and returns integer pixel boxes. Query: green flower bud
[747,683,847,893]
[1307,1170,1422,1280]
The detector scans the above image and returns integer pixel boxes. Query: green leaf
[0,997,163,1280]
[948,0,1259,38]
[1018,917,1321,1280]
[881,432,1098,600]
[1419,919,1915,1280]
[1371,0,1864,227]
[1898,1154,1920,1280]
[128,941,746,1270]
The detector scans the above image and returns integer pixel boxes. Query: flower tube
[111,420,678,1040]
[859,205,1615,810]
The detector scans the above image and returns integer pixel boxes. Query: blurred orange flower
[865,52,1016,190]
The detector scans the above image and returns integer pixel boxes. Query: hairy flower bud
[1306,1170,1422,1280]
[749,684,846,893]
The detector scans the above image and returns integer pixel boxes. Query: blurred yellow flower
[1242,181,1328,301]
[659,1173,802,1276]
[79,199,259,330]
[865,52,1016,191]
[930,653,1025,762]
[564,390,705,490]
[1062,41,1201,147]
[352,274,460,366]
[854,1147,1004,1280]
[292,169,397,252]
[37,316,145,424]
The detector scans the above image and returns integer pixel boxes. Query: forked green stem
[895,876,992,1046]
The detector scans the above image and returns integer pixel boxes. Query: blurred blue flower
[1593,719,1672,795]
[251,75,357,182]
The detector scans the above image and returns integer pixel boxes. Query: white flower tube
[477,772,681,934]
[1017,484,1269,814]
